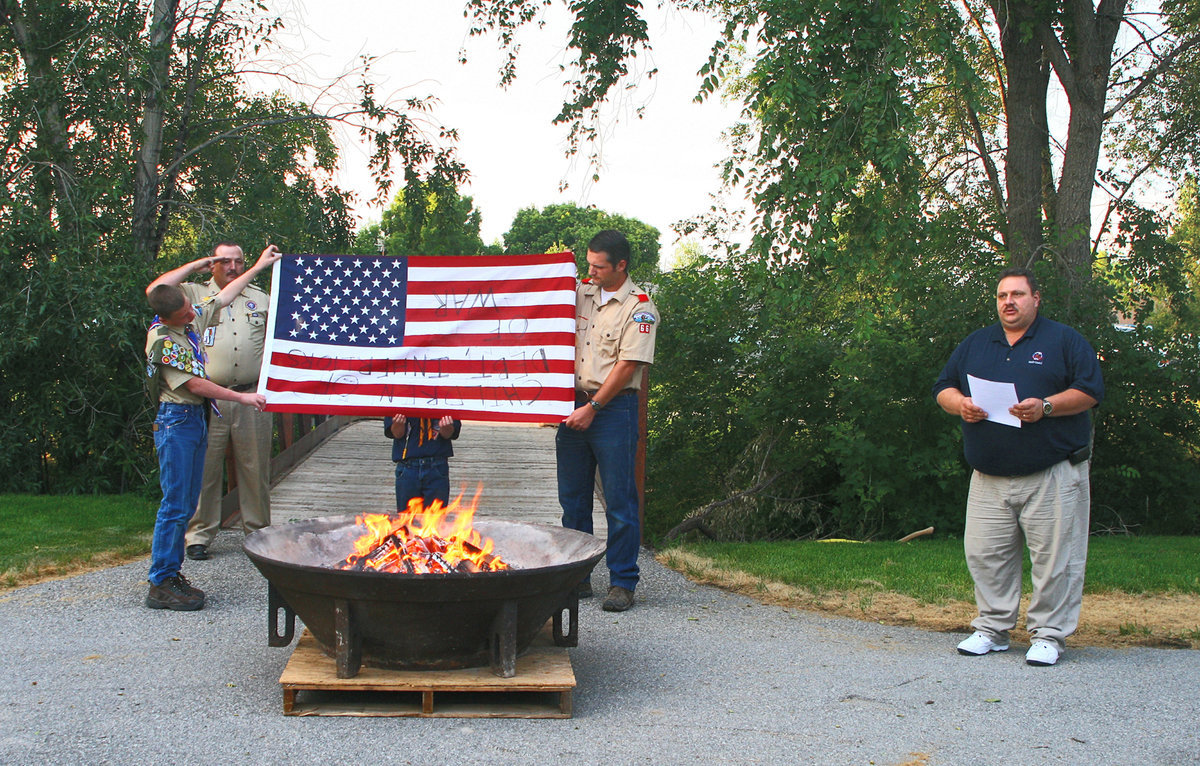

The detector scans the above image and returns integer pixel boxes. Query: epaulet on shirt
[581,278,592,284]
[637,293,650,302]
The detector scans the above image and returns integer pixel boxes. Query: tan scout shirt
[145,296,222,404]
[180,280,269,388]
[574,277,659,392]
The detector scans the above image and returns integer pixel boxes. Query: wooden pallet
[279,629,575,718]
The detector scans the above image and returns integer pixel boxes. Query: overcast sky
[261,1,740,263]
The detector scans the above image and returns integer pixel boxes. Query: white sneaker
[956,631,1010,656]
[1025,639,1061,666]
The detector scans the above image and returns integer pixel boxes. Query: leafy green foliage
[502,202,660,279]
[356,181,490,256]
[463,0,1200,538]
[0,1,462,493]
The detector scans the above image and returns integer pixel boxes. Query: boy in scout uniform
[143,246,280,610]
[557,230,659,612]
[173,242,275,561]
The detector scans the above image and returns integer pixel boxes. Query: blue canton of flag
[278,255,408,347]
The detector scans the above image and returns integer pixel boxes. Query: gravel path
[1,528,1198,765]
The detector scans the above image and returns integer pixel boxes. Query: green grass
[0,494,157,586]
[677,535,1200,605]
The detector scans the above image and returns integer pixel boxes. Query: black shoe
[185,544,209,561]
[602,586,634,612]
[146,576,205,611]
[575,580,594,599]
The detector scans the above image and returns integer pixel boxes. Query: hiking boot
[185,544,209,561]
[956,630,1009,656]
[146,575,205,611]
[575,580,594,599]
[602,585,634,612]
[175,572,205,599]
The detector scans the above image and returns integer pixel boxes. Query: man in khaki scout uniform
[557,230,659,612]
[173,242,275,561]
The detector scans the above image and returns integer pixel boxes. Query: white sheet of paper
[967,374,1021,428]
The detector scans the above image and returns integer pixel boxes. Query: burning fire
[335,487,511,574]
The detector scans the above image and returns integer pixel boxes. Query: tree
[464,0,1200,537]
[0,0,465,492]
[503,202,660,280]
[467,1,1200,287]
[358,179,489,256]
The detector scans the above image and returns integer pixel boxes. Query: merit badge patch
[247,300,258,310]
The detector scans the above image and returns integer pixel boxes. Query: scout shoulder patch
[637,293,650,303]
[632,311,656,325]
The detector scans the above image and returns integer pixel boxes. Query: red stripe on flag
[404,276,575,295]
[403,303,574,323]
[268,351,574,377]
[407,252,574,269]
[266,377,575,402]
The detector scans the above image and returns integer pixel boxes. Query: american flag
[259,252,577,422]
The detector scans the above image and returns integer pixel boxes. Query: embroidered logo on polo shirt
[1029,351,1044,365]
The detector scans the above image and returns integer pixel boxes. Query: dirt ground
[657,549,1200,650]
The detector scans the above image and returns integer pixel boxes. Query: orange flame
[336,486,509,574]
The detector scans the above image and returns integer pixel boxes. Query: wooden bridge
[267,418,606,537]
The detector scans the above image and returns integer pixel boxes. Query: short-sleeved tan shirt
[573,277,659,393]
[180,280,269,388]
[145,296,222,404]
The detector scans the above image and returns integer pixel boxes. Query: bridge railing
[218,412,354,528]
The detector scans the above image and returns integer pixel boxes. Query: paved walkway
[0,423,1197,764]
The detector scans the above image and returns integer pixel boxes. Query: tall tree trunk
[131,0,178,265]
[0,0,79,236]
[992,0,1052,267]
[1051,0,1125,299]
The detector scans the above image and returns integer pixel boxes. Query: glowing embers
[335,489,511,574]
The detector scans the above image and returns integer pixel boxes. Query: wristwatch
[1042,398,1054,416]
[589,399,603,412]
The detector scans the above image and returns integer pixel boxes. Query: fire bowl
[244,514,605,677]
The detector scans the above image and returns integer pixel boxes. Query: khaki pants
[185,401,272,547]
[964,459,1090,649]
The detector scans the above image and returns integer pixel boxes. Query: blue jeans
[149,403,207,585]
[556,394,640,591]
[395,457,450,510]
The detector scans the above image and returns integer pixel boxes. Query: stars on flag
[280,255,408,347]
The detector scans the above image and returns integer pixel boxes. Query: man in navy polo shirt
[933,267,1104,667]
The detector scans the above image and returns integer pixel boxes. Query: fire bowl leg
[490,600,518,678]
[553,591,580,647]
[334,598,362,679]
[268,583,296,647]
